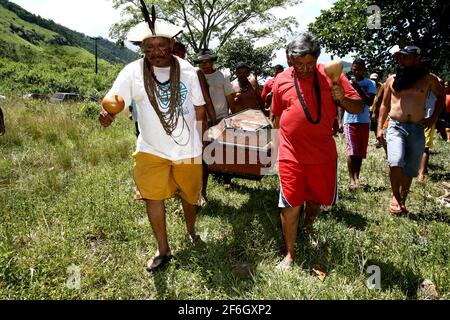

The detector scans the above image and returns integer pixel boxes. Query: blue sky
[9,0,346,65]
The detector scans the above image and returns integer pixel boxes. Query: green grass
[0,99,449,299]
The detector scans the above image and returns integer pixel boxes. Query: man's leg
[400,175,413,210]
[418,147,430,182]
[201,161,209,201]
[279,206,301,264]
[389,166,405,212]
[146,200,171,256]
[347,156,356,189]
[353,156,363,186]
[181,198,198,240]
[303,201,320,234]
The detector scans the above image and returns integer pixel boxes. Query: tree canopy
[109,0,300,54]
[217,36,275,79]
[308,0,450,79]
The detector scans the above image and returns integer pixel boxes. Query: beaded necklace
[143,57,189,145]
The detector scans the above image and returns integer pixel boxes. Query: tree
[218,37,275,80]
[109,0,300,53]
[308,0,450,79]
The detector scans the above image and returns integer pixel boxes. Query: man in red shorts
[340,59,376,190]
[271,32,362,270]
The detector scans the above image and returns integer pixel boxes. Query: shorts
[344,123,370,158]
[278,159,338,208]
[386,119,425,177]
[445,113,450,128]
[133,152,202,205]
[424,123,435,149]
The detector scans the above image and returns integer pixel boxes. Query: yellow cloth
[133,152,202,205]
[424,124,436,149]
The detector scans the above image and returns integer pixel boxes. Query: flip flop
[275,259,293,271]
[389,199,408,215]
[187,234,203,247]
[146,254,173,272]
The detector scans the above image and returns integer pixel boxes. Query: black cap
[193,49,217,64]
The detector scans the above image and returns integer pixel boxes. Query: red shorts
[344,123,370,158]
[278,159,338,208]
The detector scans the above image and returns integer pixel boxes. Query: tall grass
[0,99,449,299]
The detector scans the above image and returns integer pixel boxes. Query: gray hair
[287,32,321,58]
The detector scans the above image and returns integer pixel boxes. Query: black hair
[174,40,186,50]
[352,58,366,69]
[274,64,284,71]
[235,61,250,70]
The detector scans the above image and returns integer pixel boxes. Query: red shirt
[261,78,275,105]
[272,65,359,165]
[446,94,450,113]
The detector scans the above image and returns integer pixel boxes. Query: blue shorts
[386,119,425,177]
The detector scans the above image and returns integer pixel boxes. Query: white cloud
[9,0,346,64]
[9,0,122,39]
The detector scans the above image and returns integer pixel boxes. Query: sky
[9,0,347,65]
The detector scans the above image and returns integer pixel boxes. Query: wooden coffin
[204,109,273,180]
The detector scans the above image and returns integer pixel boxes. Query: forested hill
[0,0,136,64]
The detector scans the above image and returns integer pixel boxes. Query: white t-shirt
[204,70,234,120]
[107,56,205,161]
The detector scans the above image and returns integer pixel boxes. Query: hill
[0,0,137,64]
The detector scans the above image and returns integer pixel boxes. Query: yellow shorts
[133,152,202,205]
[424,124,435,149]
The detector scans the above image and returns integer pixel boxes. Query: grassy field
[0,98,449,300]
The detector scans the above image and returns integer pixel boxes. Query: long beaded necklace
[293,69,322,124]
[238,79,252,93]
[143,57,189,145]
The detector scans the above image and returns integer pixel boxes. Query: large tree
[218,36,276,79]
[308,0,450,79]
[109,0,300,53]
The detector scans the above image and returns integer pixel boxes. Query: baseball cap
[398,46,421,56]
[370,73,379,80]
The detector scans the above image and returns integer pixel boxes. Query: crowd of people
[98,4,450,272]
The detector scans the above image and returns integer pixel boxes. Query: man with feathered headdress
[99,2,206,272]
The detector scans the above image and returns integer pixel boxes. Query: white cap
[127,20,184,42]
[370,73,379,80]
[389,45,401,56]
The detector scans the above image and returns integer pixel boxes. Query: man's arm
[197,70,217,125]
[250,76,265,111]
[226,94,238,114]
[376,77,393,141]
[422,75,446,128]
[351,80,375,106]
[331,84,363,114]
[371,83,385,121]
[194,105,207,148]
[272,116,280,129]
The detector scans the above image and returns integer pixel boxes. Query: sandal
[187,234,203,247]
[275,259,293,271]
[146,254,173,272]
[389,199,407,215]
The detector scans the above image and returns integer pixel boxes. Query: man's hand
[376,127,384,144]
[331,84,345,102]
[371,111,378,122]
[99,110,115,128]
[421,117,435,129]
